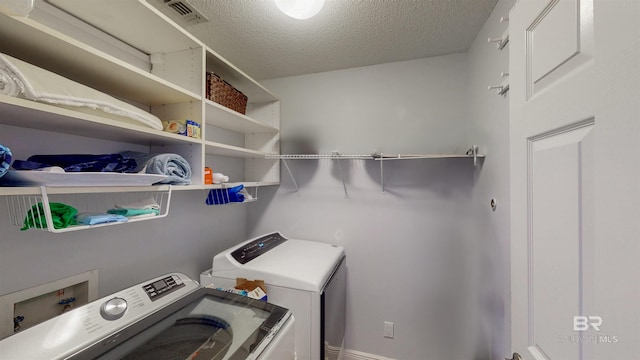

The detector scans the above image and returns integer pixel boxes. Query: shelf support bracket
[333,152,349,198]
[380,153,385,193]
[40,186,55,232]
[467,145,479,166]
[281,159,300,195]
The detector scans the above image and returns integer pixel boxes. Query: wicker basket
[206,72,248,115]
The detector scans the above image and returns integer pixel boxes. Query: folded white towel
[0,70,22,97]
[0,52,163,130]
[114,197,160,210]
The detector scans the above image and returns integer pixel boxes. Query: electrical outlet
[384,321,394,339]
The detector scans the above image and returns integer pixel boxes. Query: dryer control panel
[231,232,288,264]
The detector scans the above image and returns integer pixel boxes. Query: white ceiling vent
[160,0,208,26]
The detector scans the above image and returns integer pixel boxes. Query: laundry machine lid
[211,232,345,292]
[0,273,291,360]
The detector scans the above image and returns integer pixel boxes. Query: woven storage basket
[206,72,248,114]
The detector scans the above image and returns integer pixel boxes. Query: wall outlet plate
[384,321,394,339]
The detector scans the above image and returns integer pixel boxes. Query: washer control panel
[231,232,288,264]
[142,275,185,301]
[0,273,199,359]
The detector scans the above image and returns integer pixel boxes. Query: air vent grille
[162,0,208,25]
[166,1,191,16]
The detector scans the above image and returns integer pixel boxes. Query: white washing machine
[0,273,295,359]
[200,232,346,360]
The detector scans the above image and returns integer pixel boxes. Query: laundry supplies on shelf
[212,172,229,184]
[161,119,201,139]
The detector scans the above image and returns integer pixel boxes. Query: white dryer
[200,232,346,360]
[0,273,295,359]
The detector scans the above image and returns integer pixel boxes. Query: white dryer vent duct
[160,0,208,25]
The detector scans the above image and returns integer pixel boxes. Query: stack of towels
[20,197,161,230]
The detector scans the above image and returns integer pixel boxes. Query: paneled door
[509,0,639,359]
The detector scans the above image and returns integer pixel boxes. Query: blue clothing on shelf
[205,185,245,205]
[12,154,136,173]
[0,144,12,179]
[75,213,128,225]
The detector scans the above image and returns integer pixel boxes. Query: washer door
[73,288,290,360]
[120,316,233,360]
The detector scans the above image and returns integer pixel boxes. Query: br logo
[573,316,603,331]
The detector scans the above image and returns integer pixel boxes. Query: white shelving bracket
[466,145,480,166]
[332,152,349,198]
[281,159,300,195]
[380,153,385,193]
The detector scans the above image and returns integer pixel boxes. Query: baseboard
[342,349,396,360]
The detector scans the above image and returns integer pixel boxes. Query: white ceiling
[184,0,498,81]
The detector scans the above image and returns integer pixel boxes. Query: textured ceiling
[185,0,497,80]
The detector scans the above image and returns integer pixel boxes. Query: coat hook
[488,84,509,95]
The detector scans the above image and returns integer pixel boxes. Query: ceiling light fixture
[274,0,324,20]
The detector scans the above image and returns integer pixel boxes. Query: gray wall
[466,0,514,358]
[247,0,514,356]
[248,54,485,360]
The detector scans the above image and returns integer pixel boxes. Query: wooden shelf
[204,141,276,158]
[205,100,278,134]
[205,48,278,103]
[45,0,202,55]
[0,96,201,147]
[0,0,281,207]
[0,13,200,106]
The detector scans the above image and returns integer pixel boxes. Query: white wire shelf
[5,186,172,233]
[265,153,375,160]
[268,146,484,196]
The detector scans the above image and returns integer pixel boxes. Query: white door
[509,0,640,359]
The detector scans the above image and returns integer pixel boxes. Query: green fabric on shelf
[21,202,78,231]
